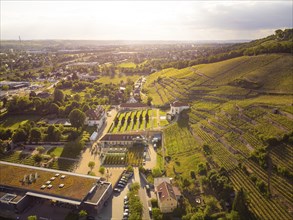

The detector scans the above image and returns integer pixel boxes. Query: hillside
[144,54,293,106]
[146,53,293,219]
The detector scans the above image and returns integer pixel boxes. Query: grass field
[95,74,141,84]
[47,147,64,157]
[0,115,41,129]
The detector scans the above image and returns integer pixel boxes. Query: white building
[84,106,106,130]
[170,101,189,115]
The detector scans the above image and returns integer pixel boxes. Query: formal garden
[108,109,169,133]
[102,146,145,166]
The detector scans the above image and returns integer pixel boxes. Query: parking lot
[98,171,133,220]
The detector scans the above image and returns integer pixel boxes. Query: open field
[95,74,141,84]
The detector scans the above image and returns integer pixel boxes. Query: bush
[150,198,158,208]
[152,168,162,177]
[197,162,207,175]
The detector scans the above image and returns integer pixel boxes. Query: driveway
[133,168,151,220]
[144,144,157,169]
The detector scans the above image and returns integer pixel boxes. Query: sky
[1,0,292,41]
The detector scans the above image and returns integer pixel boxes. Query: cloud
[185,1,292,30]
[1,1,292,40]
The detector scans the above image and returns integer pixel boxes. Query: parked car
[120,179,128,184]
[113,188,121,193]
[124,205,129,209]
[124,196,128,201]
[118,181,126,186]
[117,184,124,188]
[123,212,129,218]
[124,200,129,205]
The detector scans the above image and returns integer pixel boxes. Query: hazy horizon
[1,1,292,41]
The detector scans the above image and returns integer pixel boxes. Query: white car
[113,188,121,193]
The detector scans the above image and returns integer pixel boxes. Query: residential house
[85,106,106,130]
[127,96,138,104]
[170,101,189,115]
[156,181,181,213]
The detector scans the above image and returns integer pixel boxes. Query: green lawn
[117,62,137,68]
[95,74,141,84]
[0,115,41,130]
[47,147,64,157]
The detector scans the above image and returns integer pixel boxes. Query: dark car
[118,181,126,186]
[86,216,95,220]
[124,205,129,209]
[117,184,124,188]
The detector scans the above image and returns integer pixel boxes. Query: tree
[197,162,207,175]
[147,96,153,106]
[232,188,250,220]
[79,210,87,217]
[2,85,9,91]
[27,216,37,220]
[33,154,42,163]
[88,161,95,171]
[99,166,105,175]
[69,109,86,130]
[36,146,45,153]
[30,128,42,143]
[49,103,59,115]
[126,165,134,172]
[29,90,36,98]
[129,182,140,191]
[152,208,163,220]
[82,104,90,112]
[53,89,64,103]
[12,129,28,143]
[202,144,211,155]
[145,113,149,123]
[73,94,81,102]
[152,168,162,177]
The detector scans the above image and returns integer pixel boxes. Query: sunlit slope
[144,54,293,105]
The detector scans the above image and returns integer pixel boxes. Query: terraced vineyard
[144,54,293,106]
[156,54,293,219]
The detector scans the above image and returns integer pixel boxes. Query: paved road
[133,168,151,220]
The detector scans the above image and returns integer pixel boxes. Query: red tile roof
[171,101,189,107]
[85,106,104,120]
[157,181,177,202]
